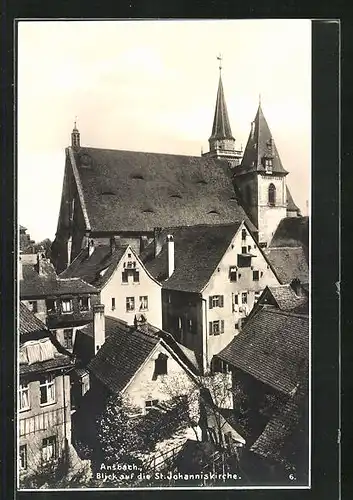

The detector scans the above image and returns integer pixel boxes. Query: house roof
[19,302,48,337]
[69,146,254,233]
[269,216,309,254]
[209,75,234,141]
[263,247,309,285]
[20,260,99,298]
[60,245,128,288]
[267,285,308,312]
[216,308,309,396]
[142,223,243,292]
[250,376,308,465]
[234,104,288,176]
[87,320,160,394]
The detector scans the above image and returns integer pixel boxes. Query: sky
[18,19,311,242]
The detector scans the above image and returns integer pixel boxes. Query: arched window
[268,183,276,206]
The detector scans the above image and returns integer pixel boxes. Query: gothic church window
[268,183,276,206]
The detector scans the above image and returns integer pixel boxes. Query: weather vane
[217,53,223,72]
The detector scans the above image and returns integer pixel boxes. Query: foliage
[33,238,52,258]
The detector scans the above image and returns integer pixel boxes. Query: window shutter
[209,322,213,335]
[220,295,224,307]
[209,297,213,310]
[221,320,224,333]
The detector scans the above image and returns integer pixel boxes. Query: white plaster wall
[257,175,287,244]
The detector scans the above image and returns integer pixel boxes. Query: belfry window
[268,183,276,206]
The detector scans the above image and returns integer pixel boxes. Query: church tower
[202,56,242,167]
[233,100,288,247]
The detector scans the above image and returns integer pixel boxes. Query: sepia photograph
[17,19,311,490]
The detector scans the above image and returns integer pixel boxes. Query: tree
[33,238,52,259]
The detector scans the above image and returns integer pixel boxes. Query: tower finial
[259,93,261,106]
[74,116,78,129]
[217,53,223,73]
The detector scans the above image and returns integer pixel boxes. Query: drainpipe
[62,368,69,469]
[201,297,208,375]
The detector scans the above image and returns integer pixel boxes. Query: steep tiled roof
[20,261,99,298]
[217,308,309,396]
[209,75,234,141]
[19,303,47,337]
[286,186,300,213]
[142,223,243,292]
[234,104,288,176]
[87,320,159,394]
[264,247,309,285]
[267,285,308,312]
[269,216,309,255]
[250,376,308,465]
[20,354,73,375]
[60,245,127,288]
[70,147,254,233]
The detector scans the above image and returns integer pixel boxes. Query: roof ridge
[81,146,215,160]
[267,246,304,250]
[158,221,244,231]
[262,307,309,319]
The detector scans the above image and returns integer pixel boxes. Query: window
[61,298,73,313]
[122,270,128,283]
[126,297,135,312]
[145,399,159,414]
[42,436,57,464]
[39,374,55,405]
[253,270,259,281]
[241,292,248,304]
[241,246,247,254]
[177,317,182,330]
[209,320,224,335]
[128,253,132,259]
[63,328,73,349]
[19,382,30,411]
[111,297,116,310]
[139,296,148,311]
[229,267,237,282]
[28,301,38,313]
[248,245,251,252]
[46,299,56,313]
[19,445,27,470]
[79,296,90,311]
[241,229,246,241]
[209,295,224,309]
[265,159,273,172]
[133,270,140,283]
[187,319,194,333]
[268,183,276,206]
[154,353,168,376]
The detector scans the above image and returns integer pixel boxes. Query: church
[51,64,300,274]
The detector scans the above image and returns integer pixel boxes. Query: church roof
[69,147,253,233]
[286,186,300,213]
[269,216,309,253]
[263,247,309,285]
[235,104,288,176]
[209,75,234,141]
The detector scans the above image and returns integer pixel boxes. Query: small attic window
[208,210,220,215]
[101,191,116,196]
[170,193,182,199]
[131,173,144,180]
[142,208,154,213]
[196,179,208,185]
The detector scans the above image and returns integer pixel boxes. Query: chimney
[35,252,46,275]
[291,278,302,297]
[154,227,163,257]
[88,239,95,257]
[110,236,116,255]
[167,234,175,278]
[19,254,23,280]
[93,304,105,353]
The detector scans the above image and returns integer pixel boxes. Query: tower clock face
[80,154,91,166]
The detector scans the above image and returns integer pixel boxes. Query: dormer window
[264,159,273,173]
[268,183,276,206]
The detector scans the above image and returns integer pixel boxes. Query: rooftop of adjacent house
[60,244,128,288]
[19,304,72,375]
[141,222,244,292]
[263,247,309,285]
[20,259,99,298]
[87,319,161,394]
[80,316,200,390]
[267,284,308,312]
[250,376,308,465]
[69,146,255,233]
[216,307,309,396]
[269,216,309,254]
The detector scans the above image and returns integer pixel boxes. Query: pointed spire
[209,56,234,142]
[71,118,80,149]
